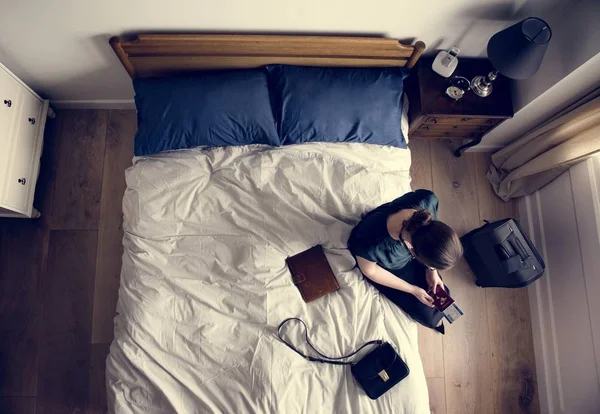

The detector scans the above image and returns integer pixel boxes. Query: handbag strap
[277,317,383,366]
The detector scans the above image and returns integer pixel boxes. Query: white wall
[512,0,600,112]
[519,156,600,414]
[0,0,566,103]
[481,0,600,150]
[479,53,600,151]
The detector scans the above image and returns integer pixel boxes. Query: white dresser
[0,62,50,218]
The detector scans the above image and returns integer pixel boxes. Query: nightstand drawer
[411,129,482,139]
[424,116,503,127]
[412,121,494,139]
[418,124,490,133]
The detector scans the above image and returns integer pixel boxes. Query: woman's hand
[411,286,434,307]
[426,268,444,293]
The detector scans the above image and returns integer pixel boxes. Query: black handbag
[277,318,410,400]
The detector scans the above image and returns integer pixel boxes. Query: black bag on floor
[461,218,545,288]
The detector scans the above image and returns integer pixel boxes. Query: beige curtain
[487,88,600,201]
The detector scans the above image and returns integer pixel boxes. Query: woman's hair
[404,210,463,270]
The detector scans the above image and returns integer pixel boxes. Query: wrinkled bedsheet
[107,143,429,414]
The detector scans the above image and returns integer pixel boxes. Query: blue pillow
[133,69,279,156]
[266,65,409,147]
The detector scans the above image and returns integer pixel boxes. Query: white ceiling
[0,0,568,101]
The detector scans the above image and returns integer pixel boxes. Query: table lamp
[471,17,552,97]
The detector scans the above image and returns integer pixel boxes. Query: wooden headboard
[110,34,426,79]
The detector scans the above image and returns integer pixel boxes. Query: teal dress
[348,190,448,331]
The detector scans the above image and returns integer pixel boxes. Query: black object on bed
[278,318,410,400]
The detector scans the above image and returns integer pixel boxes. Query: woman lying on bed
[348,189,463,333]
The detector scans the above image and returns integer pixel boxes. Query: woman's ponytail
[405,209,463,270]
[403,209,433,234]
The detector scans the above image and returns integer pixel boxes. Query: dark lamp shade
[487,17,552,79]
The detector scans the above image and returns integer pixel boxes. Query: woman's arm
[356,256,434,306]
[357,256,415,292]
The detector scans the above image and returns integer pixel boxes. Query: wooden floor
[0,110,539,413]
[410,139,539,414]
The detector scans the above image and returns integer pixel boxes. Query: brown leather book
[286,245,340,303]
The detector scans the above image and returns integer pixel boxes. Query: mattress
[107,142,429,414]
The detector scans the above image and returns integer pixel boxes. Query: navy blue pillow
[266,65,409,148]
[133,69,279,156]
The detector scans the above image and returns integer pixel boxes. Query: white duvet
[107,143,429,414]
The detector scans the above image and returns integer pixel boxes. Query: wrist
[409,285,419,295]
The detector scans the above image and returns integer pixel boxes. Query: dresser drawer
[424,116,503,127]
[0,68,21,193]
[0,68,20,135]
[3,90,43,213]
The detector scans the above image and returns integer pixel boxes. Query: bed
[107,34,428,414]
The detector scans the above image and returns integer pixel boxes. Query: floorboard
[36,231,98,414]
[87,343,110,414]
[91,110,135,344]
[49,110,108,231]
[0,220,48,397]
[473,153,540,414]
[410,139,445,380]
[0,397,36,414]
[409,138,433,190]
[98,110,136,232]
[427,377,447,414]
[430,140,493,414]
[33,114,61,227]
[91,229,123,345]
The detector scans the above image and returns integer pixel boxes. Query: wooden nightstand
[406,57,513,156]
